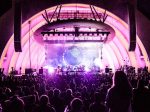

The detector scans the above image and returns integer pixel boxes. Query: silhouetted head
[48,89,53,97]
[53,89,61,97]
[70,98,83,112]
[113,71,129,87]
[112,71,132,96]
[82,86,87,93]
[66,89,73,96]
[94,92,102,103]
[5,88,12,97]
[10,96,25,112]
[40,95,49,105]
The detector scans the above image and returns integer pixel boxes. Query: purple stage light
[43,65,54,74]
[94,58,104,69]
[85,66,90,72]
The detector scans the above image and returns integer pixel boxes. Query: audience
[0,68,149,112]
[34,95,56,112]
[132,80,150,112]
[4,95,25,112]
[69,98,84,112]
[65,89,74,106]
[51,89,64,112]
[89,92,106,112]
[106,71,132,112]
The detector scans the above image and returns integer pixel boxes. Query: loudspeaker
[25,68,33,74]
[105,67,109,73]
[39,69,43,74]
[128,1,136,51]
[14,0,22,52]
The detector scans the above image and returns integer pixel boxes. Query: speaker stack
[128,0,136,51]
[14,0,22,52]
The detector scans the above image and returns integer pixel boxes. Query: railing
[47,10,106,22]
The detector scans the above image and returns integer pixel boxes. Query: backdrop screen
[44,43,102,68]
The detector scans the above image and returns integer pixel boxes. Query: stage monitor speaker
[14,0,22,52]
[39,68,43,74]
[105,67,109,73]
[25,68,32,74]
[128,1,136,51]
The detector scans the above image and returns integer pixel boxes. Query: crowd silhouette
[0,69,150,112]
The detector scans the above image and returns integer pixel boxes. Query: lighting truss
[42,28,110,43]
